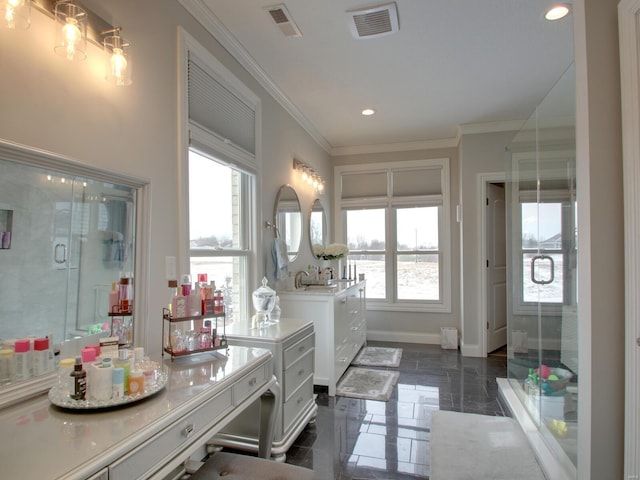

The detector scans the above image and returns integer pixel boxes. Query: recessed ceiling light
[362,108,376,116]
[545,4,570,21]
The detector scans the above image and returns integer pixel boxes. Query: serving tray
[48,371,168,410]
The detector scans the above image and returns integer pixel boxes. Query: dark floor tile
[242,341,507,479]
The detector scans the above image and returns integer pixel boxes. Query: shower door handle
[54,243,67,264]
[530,254,554,285]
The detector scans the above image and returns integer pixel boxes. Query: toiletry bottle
[0,348,15,385]
[167,280,178,314]
[128,369,144,395]
[112,367,125,399]
[32,337,50,377]
[13,339,31,381]
[57,358,75,396]
[119,274,133,313]
[70,356,87,401]
[114,349,131,394]
[109,282,119,314]
[81,347,97,396]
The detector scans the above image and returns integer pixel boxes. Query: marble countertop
[278,279,365,296]
[0,346,273,480]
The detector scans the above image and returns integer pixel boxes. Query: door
[486,183,507,353]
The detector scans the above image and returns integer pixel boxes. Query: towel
[272,238,289,280]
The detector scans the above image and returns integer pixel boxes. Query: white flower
[322,243,349,259]
[312,244,325,257]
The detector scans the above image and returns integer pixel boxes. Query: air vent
[265,4,302,38]
[348,2,399,39]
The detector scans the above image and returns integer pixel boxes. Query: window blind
[188,57,255,157]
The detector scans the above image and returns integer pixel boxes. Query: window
[188,150,254,324]
[337,159,451,312]
[180,28,260,323]
[519,199,576,308]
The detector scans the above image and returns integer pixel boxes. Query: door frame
[618,0,640,475]
[477,172,506,358]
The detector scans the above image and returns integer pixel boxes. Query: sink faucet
[294,270,309,289]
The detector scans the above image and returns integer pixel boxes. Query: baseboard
[461,343,483,357]
[367,330,441,345]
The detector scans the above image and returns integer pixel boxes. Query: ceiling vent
[348,2,399,39]
[265,4,302,38]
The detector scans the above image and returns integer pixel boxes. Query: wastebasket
[440,327,458,350]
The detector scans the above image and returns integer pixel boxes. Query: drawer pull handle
[298,345,305,352]
[351,327,358,331]
[183,424,195,438]
[297,396,304,404]
[298,368,305,376]
[248,377,257,386]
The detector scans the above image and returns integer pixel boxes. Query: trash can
[440,327,458,350]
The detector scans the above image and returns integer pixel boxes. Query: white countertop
[0,346,273,480]
[226,317,313,341]
[278,280,365,296]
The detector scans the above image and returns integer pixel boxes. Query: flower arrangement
[315,243,349,260]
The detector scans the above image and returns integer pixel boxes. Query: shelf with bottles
[162,307,228,360]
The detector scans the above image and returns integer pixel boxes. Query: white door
[486,183,507,353]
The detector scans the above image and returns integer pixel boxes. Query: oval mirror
[309,198,326,255]
[274,185,302,261]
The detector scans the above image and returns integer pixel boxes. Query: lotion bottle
[70,356,87,401]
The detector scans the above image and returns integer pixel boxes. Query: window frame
[178,27,261,321]
[335,158,451,313]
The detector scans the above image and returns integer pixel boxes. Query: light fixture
[545,4,570,21]
[103,27,132,86]
[293,159,325,193]
[362,108,376,116]
[54,0,87,62]
[1,0,30,29]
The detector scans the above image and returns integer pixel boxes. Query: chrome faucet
[294,270,309,289]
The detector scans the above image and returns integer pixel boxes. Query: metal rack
[162,307,227,361]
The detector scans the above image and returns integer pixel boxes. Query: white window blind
[188,56,256,157]
[340,171,387,199]
[392,167,442,196]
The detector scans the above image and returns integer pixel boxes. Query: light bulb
[62,18,81,60]
[3,0,28,29]
[110,48,128,85]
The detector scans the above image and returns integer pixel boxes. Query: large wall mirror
[309,198,327,252]
[274,184,302,261]
[0,140,149,407]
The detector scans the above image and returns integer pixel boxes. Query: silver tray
[48,371,168,410]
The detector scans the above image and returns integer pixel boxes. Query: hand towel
[273,238,289,280]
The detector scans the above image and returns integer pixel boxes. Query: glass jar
[252,277,276,328]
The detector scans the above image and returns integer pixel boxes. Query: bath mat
[336,367,399,401]
[352,346,403,367]
[430,410,545,480]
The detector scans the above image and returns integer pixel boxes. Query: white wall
[0,0,330,356]
[458,131,517,355]
[574,0,625,477]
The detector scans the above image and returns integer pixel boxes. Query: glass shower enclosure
[504,63,578,476]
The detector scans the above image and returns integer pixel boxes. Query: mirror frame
[308,198,327,255]
[273,184,302,262]
[0,139,151,408]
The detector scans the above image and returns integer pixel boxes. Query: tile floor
[283,341,509,479]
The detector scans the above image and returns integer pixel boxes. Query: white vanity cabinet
[211,318,318,460]
[278,281,366,396]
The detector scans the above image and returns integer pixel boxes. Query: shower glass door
[506,63,578,472]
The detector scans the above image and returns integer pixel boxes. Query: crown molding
[458,119,528,135]
[178,0,332,154]
[331,135,460,157]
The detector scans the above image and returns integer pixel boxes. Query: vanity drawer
[283,349,314,401]
[283,332,314,369]
[109,389,233,480]
[232,365,269,405]
[283,376,314,433]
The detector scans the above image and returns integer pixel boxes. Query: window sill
[367,301,452,314]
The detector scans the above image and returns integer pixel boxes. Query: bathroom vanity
[278,280,366,396]
[211,318,317,460]
[0,347,277,480]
